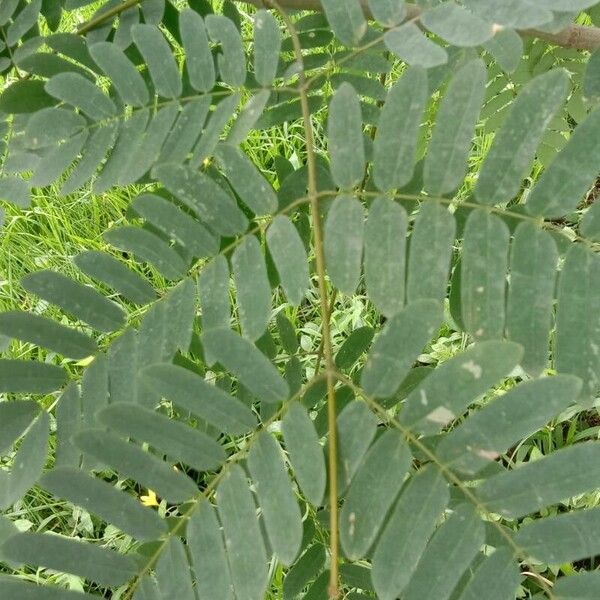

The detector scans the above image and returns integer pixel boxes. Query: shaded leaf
[401,340,523,436]
[74,429,198,503]
[41,467,167,541]
[282,402,326,506]
[372,467,449,600]
[248,431,302,565]
[328,83,365,189]
[324,195,364,295]
[340,429,411,559]
[142,363,257,434]
[361,299,443,398]
[217,465,269,600]
[364,197,407,316]
[506,223,558,376]
[461,210,510,341]
[267,215,310,306]
[475,69,569,205]
[374,67,428,191]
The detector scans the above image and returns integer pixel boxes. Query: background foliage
[2,0,600,599]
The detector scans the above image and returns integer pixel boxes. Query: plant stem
[238,0,600,52]
[76,0,142,35]
[269,2,340,596]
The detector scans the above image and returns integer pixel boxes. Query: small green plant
[1,1,600,599]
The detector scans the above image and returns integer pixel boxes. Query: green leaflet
[5,0,41,46]
[40,467,166,541]
[506,222,558,376]
[320,0,367,47]
[94,110,149,192]
[340,429,411,560]
[154,538,196,600]
[190,93,241,168]
[581,201,600,242]
[421,3,494,47]
[30,131,88,188]
[515,506,600,564]
[55,384,81,469]
[373,67,428,191]
[538,0,600,9]
[461,209,510,341]
[407,203,456,305]
[180,9,215,93]
[336,400,378,495]
[372,467,450,600]
[104,226,188,281]
[478,439,600,519]
[368,0,406,27]
[159,97,211,164]
[199,255,231,365]
[361,299,443,398]
[555,245,600,404]
[401,340,523,436]
[403,505,485,600]
[97,403,226,471]
[45,72,115,119]
[438,374,580,476]
[283,544,326,600]
[483,29,523,73]
[424,59,486,196]
[328,83,365,189]
[131,193,218,258]
[584,48,600,102]
[232,235,271,341]
[153,163,248,236]
[554,571,600,600]
[89,41,149,107]
[120,105,179,184]
[203,328,289,403]
[0,0,19,24]
[217,465,269,600]
[0,359,67,393]
[23,106,85,149]
[0,412,49,510]
[206,15,246,87]
[0,400,38,454]
[188,502,234,600]
[214,143,277,215]
[0,310,96,359]
[254,10,281,87]
[137,278,196,366]
[456,548,520,600]
[527,107,600,218]
[227,90,270,145]
[324,195,364,295]
[364,197,407,317]
[74,429,198,503]
[21,269,125,332]
[464,0,553,28]
[267,215,310,306]
[281,402,326,506]
[132,24,181,98]
[0,576,99,600]
[141,363,257,434]
[0,531,137,587]
[248,431,302,566]
[335,326,374,370]
[384,23,448,69]
[0,176,30,207]
[475,69,569,205]
[277,312,299,354]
